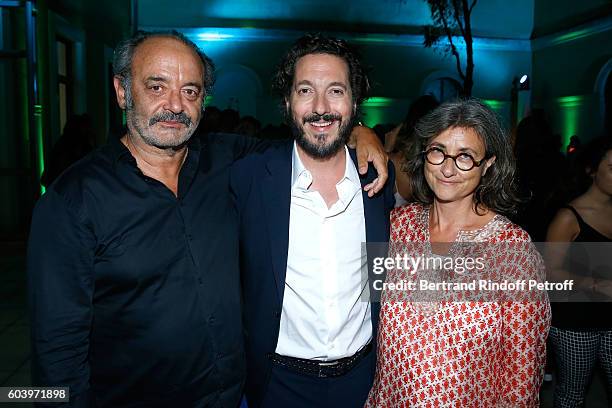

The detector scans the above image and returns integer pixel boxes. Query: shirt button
[209,316,216,324]
[186,234,193,240]
[198,277,203,285]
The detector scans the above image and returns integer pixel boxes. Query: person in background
[219,108,241,133]
[514,111,568,240]
[197,105,221,136]
[546,137,612,407]
[384,95,439,207]
[235,115,262,137]
[41,114,94,187]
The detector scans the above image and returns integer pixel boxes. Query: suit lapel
[261,143,293,302]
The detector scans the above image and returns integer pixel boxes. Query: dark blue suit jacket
[230,141,394,407]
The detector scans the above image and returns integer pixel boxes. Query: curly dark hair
[272,33,370,109]
[113,30,215,110]
[406,98,521,217]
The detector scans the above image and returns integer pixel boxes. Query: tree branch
[452,47,466,81]
[438,3,465,81]
[468,0,477,14]
[438,5,454,45]
[462,0,473,44]
[452,0,466,38]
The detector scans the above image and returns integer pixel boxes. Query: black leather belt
[271,342,372,378]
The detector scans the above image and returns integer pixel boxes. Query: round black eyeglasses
[423,147,488,171]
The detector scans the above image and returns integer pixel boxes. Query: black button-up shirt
[27,134,264,408]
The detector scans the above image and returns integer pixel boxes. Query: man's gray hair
[112,30,215,110]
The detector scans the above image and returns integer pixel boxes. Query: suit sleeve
[27,189,96,407]
[384,160,396,215]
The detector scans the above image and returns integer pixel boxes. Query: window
[56,38,73,132]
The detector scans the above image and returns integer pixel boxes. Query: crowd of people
[27,28,612,408]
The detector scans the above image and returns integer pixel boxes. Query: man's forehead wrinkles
[145,75,169,82]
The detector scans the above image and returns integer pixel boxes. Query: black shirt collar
[108,133,202,165]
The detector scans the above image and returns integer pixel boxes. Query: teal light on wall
[556,96,584,151]
[197,32,234,42]
[186,28,292,44]
[180,27,530,53]
[203,0,432,26]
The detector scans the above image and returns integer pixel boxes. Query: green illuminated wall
[556,96,584,149]
[532,27,611,147]
[361,97,404,127]
[482,99,512,129]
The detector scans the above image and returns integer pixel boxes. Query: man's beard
[291,112,355,159]
[127,107,196,149]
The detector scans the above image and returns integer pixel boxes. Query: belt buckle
[318,360,338,378]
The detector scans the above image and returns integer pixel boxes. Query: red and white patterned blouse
[367,203,551,408]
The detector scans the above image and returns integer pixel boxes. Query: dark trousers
[259,351,375,408]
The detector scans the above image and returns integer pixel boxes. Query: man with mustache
[26,31,387,407]
[231,34,395,407]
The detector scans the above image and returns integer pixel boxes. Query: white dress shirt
[275,142,372,360]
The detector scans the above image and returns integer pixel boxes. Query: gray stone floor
[0,242,608,407]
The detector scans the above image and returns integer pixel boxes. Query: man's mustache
[303,113,342,124]
[149,111,192,127]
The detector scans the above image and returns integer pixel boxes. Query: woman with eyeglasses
[367,99,551,407]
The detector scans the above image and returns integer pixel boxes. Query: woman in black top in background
[546,137,612,407]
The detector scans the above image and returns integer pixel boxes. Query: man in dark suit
[231,34,395,408]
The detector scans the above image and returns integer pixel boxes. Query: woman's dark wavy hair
[406,98,521,217]
[271,33,370,109]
